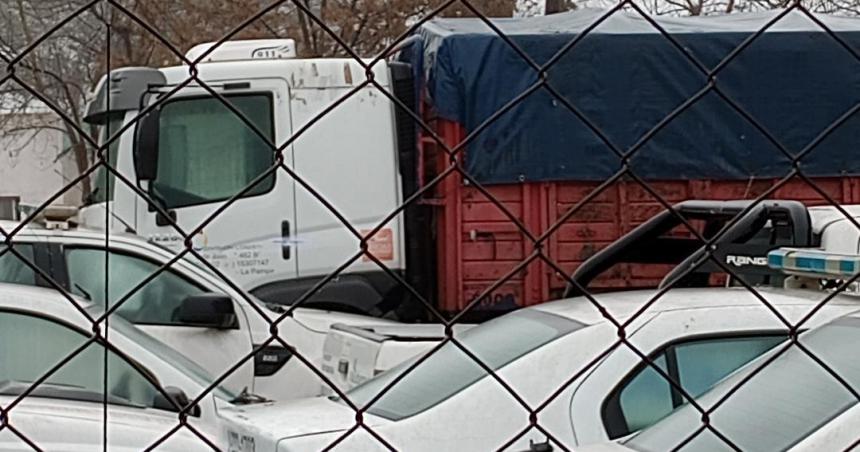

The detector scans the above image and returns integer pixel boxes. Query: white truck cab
[79,39,422,318]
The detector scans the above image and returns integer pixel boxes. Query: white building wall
[0,112,80,206]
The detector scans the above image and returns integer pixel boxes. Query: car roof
[1,219,173,252]
[3,218,136,238]
[531,286,860,325]
[0,283,95,326]
[808,204,860,233]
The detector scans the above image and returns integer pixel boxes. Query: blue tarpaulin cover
[410,9,860,184]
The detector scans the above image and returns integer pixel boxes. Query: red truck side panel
[423,119,860,314]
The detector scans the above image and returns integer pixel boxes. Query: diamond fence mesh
[2,0,860,450]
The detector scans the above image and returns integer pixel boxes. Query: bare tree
[22,0,860,205]
[575,0,860,15]
[260,0,516,57]
[0,0,106,201]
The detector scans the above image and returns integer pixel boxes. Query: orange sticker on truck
[361,228,394,261]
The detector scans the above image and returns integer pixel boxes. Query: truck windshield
[342,309,584,421]
[625,316,860,451]
[88,116,124,205]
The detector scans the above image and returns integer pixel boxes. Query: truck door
[135,79,297,293]
[289,77,404,280]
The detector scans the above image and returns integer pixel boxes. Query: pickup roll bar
[563,200,812,298]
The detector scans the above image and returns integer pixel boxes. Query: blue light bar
[768,248,860,277]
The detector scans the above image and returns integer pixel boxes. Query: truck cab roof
[161,57,389,89]
[84,54,392,128]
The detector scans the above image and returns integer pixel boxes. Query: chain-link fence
[2,0,860,450]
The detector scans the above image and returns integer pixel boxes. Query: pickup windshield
[107,311,238,402]
[342,309,584,421]
[0,308,239,411]
[626,317,860,451]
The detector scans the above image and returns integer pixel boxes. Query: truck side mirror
[176,293,238,329]
[152,386,201,417]
[134,107,160,181]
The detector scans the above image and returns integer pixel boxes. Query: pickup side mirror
[152,386,201,417]
[176,293,238,329]
[134,106,160,181]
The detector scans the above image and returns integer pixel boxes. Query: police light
[768,247,860,278]
[31,205,78,230]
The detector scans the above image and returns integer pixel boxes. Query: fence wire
[1,0,860,451]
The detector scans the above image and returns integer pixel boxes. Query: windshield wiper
[73,283,92,301]
[264,302,286,314]
[230,387,269,405]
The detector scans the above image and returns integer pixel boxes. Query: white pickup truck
[318,200,854,397]
[0,213,398,401]
[221,201,860,451]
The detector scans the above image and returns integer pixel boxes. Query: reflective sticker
[361,227,394,261]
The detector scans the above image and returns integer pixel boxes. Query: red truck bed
[421,119,860,314]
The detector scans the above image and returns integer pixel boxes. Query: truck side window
[0,311,160,409]
[153,94,275,209]
[602,334,786,438]
[0,244,36,285]
[65,248,206,326]
[88,117,124,204]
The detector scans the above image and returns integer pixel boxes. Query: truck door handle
[282,220,291,259]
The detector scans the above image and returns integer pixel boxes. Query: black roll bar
[564,200,812,298]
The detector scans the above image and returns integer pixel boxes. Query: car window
[0,311,160,409]
[65,247,205,325]
[153,94,275,209]
[674,336,784,397]
[0,243,36,286]
[616,355,672,433]
[343,309,584,421]
[604,335,785,438]
[626,318,860,451]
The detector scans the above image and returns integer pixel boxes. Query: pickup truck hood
[220,397,387,444]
